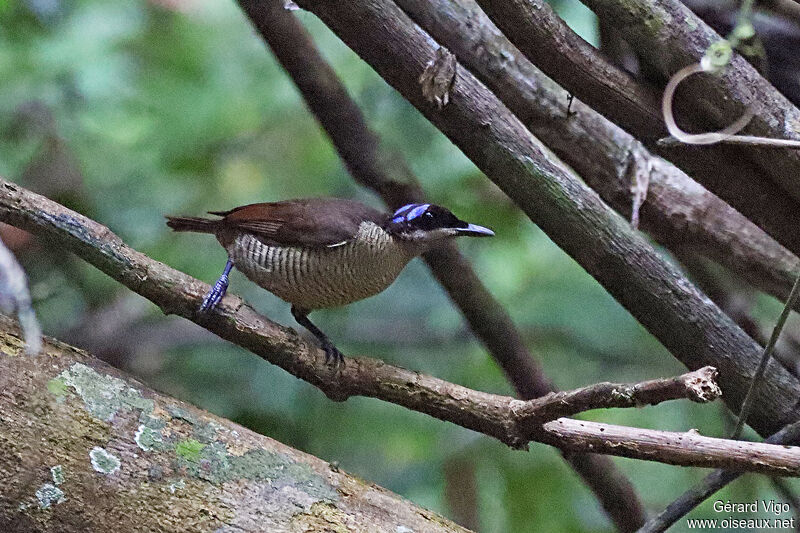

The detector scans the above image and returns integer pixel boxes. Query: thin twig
[659,134,800,149]
[661,62,800,149]
[661,63,754,145]
[522,366,721,422]
[732,272,800,438]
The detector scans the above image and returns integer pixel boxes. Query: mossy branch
[0,316,468,533]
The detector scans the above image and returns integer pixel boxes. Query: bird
[166,198,494,366]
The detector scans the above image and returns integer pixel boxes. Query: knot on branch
[683,366,721,403]
[419,46,457,109]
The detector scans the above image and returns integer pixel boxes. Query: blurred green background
[1,0,797,531]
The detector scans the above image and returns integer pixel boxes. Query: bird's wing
[213,198,387,247]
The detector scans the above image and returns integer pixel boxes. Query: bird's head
[386,203,494,246]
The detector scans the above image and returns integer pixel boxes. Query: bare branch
[638,420,800,532]
[236,0,552,400]
[523,366,721,422]
[4,179,799,475]
[395,0,800,315]
[474,0,800,259]
[539,418,800,476]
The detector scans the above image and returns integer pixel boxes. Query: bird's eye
[424,212,433,218]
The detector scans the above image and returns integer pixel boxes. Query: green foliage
[2,0,796,531]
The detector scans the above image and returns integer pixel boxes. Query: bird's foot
[199,274,229,312]
[322,341,345,369]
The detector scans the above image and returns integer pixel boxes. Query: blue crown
[391,203,430,224]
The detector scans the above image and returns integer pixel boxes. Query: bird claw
[199,275,228,312]
[323,342,345,369]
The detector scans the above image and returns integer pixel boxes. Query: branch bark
[538,419,800,476]
[236,0,551,401]
[291,0,800,437]
[527,366,721,421]
[475,0,800,259]
[235,2,647,529]
[578,0,800,201]
[395,0,800,312]
[0,316,469,533]
[2,179,797,475]
[638,420,800,532]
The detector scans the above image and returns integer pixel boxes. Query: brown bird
[166,199,494,366]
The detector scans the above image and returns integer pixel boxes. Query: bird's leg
[200,259,233,312]
[291,306,344,368]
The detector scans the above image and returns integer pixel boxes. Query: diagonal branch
[4,179,800,475]
[0,317,472,533]
[234,2,645,529]
[474,0,800,259]
[293,0,800,437]
[236,0,551,399]
[576,0,800,202]
[396,0,800,312]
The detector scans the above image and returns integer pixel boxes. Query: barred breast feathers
[226,221,418,309]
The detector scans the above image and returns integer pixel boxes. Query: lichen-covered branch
[234,2,645,529]
[474,0,800,259]
[3,179,799,474]
[396,0,800,311]
[0,316,468,532]
[293,0,800,437]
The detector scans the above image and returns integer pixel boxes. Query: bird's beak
[456,223,495,237]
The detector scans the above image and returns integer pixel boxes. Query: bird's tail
[165,215,219,234]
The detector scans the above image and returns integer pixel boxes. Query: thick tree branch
[3,179,798,475]
[0,317,469,533]
[292,0,800,437]
[235,3,646,529]
[395,0,800,312]
[578,0,800,202]
[475,0,800,259]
